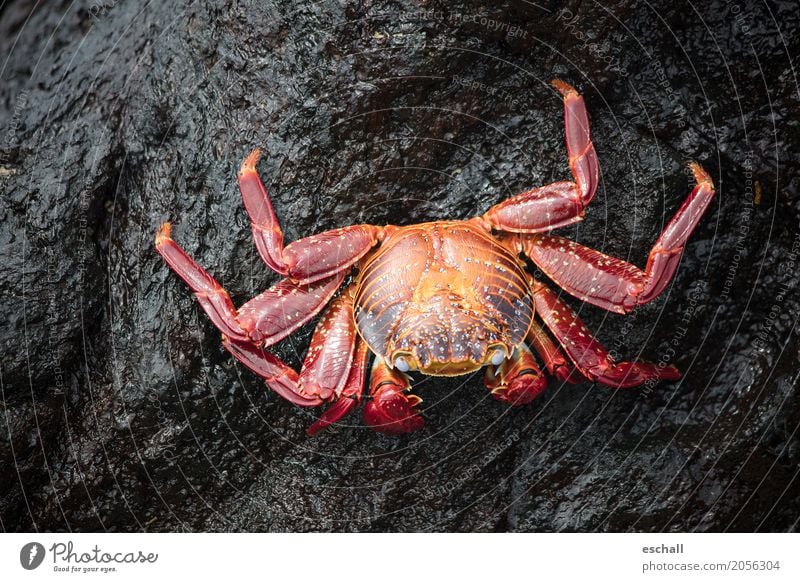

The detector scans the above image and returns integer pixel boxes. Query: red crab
[155,80,715,436]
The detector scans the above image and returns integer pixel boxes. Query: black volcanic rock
[1,0,798,532]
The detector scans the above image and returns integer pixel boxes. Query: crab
[155,80,715,436]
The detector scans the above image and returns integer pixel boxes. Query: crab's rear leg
[532,280,680,388]
[222,339,320,406]
[156,222,344,343]
[483,80,599,233]
[156,223,250,342]
[519,164,715,314]
[239,149,382,283]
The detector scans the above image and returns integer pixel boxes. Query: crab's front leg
[306,339,370,436]
[484,343,548,405]
[238,149,382,283]
[363,358,424,435]
[483,80,599,233]
[526,319,585,384]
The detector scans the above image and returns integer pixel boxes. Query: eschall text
[643,544,684,554]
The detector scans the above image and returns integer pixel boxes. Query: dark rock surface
[1,0,798,532]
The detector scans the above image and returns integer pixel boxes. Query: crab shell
[355,220,532,376]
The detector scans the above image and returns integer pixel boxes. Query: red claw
[363,359,424,434]
[484,343,547,406]
[364,385,424,435]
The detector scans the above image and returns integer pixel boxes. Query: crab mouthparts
[389,346,508,377]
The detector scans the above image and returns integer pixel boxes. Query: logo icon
[20,542,46,570]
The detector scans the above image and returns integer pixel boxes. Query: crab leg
[532,280,680,388]
[238,149,382,283]
[307,338,370,436]
[363,358,424,434]
[484,343,548,405]
[295,283,371,435]
[156,222,249,342]
[237,271,346,346]
[526,319,585,384]
[519,164,715,314]
[229,284,371,424]
[483,80,599,233]
[222,338,321,406]
[155,222,344,346]
[296,285,359,402]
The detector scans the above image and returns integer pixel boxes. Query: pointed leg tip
[306,422,326,437]
[551,78,579,98]
[155,221,172,247]
[240,148,263,176]
[406,394,423,406]
[688,161,714,189]
[661,365,682,381]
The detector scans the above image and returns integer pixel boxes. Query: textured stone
[1,0,798,532]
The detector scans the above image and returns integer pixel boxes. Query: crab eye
[394,356,410,372]
[490,348,507,366]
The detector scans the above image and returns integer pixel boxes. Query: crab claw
[364,358,424,434]
[485,344,547,406]
[365,385,424,435]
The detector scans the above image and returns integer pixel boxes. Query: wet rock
[1,0,798,532]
